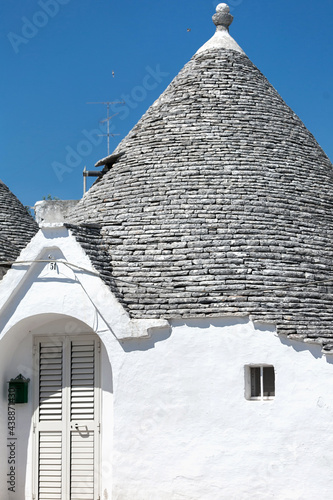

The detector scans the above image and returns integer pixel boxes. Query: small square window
[245,365,275,401]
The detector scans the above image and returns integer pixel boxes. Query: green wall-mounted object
[8,374,30,404]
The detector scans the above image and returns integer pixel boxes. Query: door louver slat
[71,341,95,421]
[38,431,62,500]
[70,430,95,499]
[39,343,63,421]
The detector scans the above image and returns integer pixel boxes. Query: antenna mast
[87,101,124,155]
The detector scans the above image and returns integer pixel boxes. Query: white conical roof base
[196,27,245,55]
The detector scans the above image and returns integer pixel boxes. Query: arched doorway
[0,314,114,499]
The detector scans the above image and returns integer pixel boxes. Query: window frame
[245,364,275,401]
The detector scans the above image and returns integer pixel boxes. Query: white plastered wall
[0,227,333,499]
[0,225,166,499]
[112,318,333,500]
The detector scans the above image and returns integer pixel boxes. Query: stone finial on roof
[196,3,244,55]
[213,3,233,32]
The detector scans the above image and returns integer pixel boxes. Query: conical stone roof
[0,180,38,278]
[69,4,333,351]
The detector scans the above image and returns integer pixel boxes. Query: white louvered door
[34,336,100,500]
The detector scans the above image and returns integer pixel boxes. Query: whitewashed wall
[111,319,333,500]
[0,226,122,500]
[0,226,333,499]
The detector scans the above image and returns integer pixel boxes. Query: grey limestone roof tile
[0,180,39,278]
[67,5,333,351]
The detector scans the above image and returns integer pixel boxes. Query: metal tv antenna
[87,101,125,155]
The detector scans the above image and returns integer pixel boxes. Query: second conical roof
[0,180,38,272]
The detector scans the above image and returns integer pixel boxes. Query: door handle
[71,424,89,437]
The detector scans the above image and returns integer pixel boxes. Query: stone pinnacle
[213,3,234,32]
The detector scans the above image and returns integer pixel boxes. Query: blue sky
[1,0,332,208]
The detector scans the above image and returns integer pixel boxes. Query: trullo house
[1,3,333,499]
